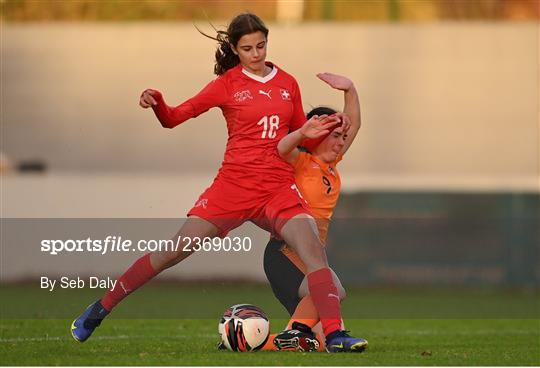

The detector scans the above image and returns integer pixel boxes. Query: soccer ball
[218,304,270,352]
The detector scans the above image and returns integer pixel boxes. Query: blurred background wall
[1,0,539,286]
[2,22,538,182]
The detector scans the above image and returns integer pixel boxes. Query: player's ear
[231,45,239,55]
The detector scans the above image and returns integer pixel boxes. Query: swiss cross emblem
[280,89,291,100]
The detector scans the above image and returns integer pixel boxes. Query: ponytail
[198,29,240,76]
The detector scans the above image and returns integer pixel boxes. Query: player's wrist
[152,90,164,103]
[344,83,356,93]
[298,127,309,140]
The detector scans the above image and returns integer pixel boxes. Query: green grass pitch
[1,283,539,365]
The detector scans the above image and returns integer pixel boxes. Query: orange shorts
[279,244,308,275]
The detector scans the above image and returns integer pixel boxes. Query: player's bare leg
[279,213,368,352]
[71,216,219,342]
[279,214,328,273]
[150,216,220,271]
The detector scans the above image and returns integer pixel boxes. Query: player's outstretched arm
[139,89,195,129]
[139,78,228,129]
[316,73,361,155]
[278,114,340,163]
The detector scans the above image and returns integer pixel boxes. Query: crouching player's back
[262,73,363,352]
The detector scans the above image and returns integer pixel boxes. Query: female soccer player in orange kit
[262,73,363,352]
[71,13,366,352]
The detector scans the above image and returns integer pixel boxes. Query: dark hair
[306,106,338,120]
[302,106,341,153]
[198,13,269,76]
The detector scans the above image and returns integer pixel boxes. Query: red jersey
[151,62,306,190]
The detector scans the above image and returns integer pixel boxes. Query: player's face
[315,126,347,163]
[233,31,268,74]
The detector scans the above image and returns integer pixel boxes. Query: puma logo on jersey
[329,166,336,177]
[327,293,340,300]
[120,282,131,294]
[259,89,272,99]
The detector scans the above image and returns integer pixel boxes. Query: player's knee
[329,268,346,300]
[298,274,346,300]
[338,285,347,300]
[298,278,308,298]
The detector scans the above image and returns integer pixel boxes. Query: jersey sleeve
[288,78,307,133]
[293,151,311,171]
[151,77,228,129]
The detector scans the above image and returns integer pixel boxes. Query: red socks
[101,254,158,311]
[307,268,342,337]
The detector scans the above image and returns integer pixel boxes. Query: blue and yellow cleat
[325,330,368,353]
[71,300,109,342]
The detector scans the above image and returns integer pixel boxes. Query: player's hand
[139,89,159,108]
[334,112,351,133]
[301,114,340,139]
[316,72,353,92]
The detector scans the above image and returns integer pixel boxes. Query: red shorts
[187,177,311,238]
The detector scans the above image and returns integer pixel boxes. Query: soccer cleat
[273,322,320,352]
[71,300,109,342]
[325,330,368,353]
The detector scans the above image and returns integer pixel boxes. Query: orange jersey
[279,152,342,274]
[293,151,342,244]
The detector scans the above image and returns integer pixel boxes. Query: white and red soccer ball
[218,304,270,352]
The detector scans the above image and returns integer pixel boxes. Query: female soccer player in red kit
[71,12,367,352]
